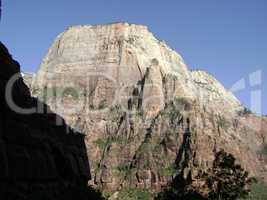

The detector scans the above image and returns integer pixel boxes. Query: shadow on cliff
[175,118,192,174]
[0,42,105,199]
[155,118,205,200]
[156,117,250,200]
[155,150,251,200]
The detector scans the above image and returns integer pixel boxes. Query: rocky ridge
[30,23,267,195]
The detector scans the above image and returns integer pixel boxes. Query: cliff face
[32,23,267,194]
[34,23,240,117]
[0,42,91,199]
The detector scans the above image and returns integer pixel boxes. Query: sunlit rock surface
[31,23,267,194]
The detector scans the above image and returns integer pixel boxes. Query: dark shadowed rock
[0,41,105,200]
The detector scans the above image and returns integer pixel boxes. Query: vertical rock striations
[32,23,267,195]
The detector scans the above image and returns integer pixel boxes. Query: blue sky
[0,0,266,114]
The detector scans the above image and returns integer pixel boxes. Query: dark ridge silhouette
[0,41,105,199]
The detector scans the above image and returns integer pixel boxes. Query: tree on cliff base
[156,150,251,200]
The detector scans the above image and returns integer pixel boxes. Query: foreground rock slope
[31,23,267,194]
[0,42,91,199]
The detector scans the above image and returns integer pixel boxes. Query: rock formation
[0,42,91,199]
[31,23,267,195]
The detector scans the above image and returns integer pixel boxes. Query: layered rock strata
[32,23,267,194]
